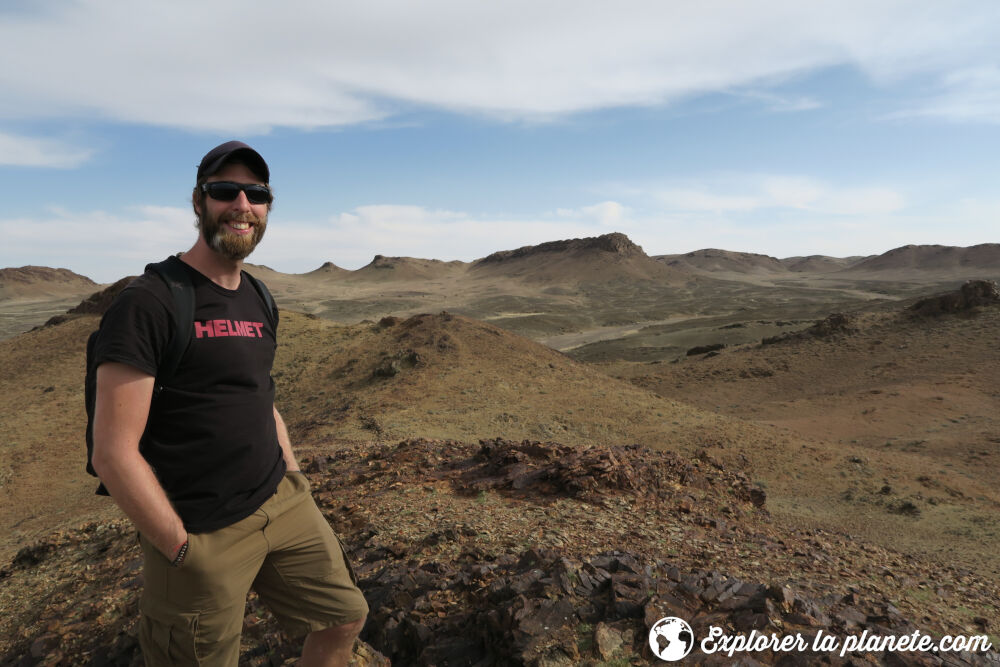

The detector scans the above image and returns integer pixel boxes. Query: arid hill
[0,307,763,562]
[657,248,789,275]
[470,232,686,284]
[304,260,351,278]
[349,255,468,282]
[0,267,103,339]
[0,266,97,300]
[604,281,1000,575]
[271,311,748,451]
[840,243,1000,277]
[780,254,869,273]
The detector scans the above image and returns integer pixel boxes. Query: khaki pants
[138,472,368,666]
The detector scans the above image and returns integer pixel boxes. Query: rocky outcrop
[359,546,999,665]
[909,280,1000,317]
[687,343,726,356]
[40,275,136,327]
[476,233,646,264]
[67,276,135,316]
[762,313,856,346]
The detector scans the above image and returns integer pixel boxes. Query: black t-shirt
[92,256,285,532]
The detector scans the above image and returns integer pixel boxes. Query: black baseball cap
[197,141,270,183]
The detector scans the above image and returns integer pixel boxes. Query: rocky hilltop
[477,232,646,264]
[305,261,351,277]
[471,232,684,284]
[3,437,997,665]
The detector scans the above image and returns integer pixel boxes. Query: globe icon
[648,616,694,661]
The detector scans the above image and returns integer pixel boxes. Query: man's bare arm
[273,406,300,472]
[91,362,187,560]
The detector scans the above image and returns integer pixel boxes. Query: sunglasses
[201,181,273,205]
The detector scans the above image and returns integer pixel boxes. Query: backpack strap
[145,258,196,388]
[243,271,279,330]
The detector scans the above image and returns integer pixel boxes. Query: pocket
[139,606,199,666]
[334,533,360,585]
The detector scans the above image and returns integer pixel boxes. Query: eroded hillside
[602,283,1000,573]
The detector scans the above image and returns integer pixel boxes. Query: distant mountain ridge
[653,243,1000,278]
[0,266,97,300]
[6,238,1000,310]
[841,243,1000,275]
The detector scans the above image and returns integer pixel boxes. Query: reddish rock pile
[4,436,998,665]
[356,545,998,665]
[457,438,765,508]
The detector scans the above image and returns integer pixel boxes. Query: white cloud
[1,1,998,131]
[893,66,1000,124]
[0,131,93,167]
[655,189,760,213]
[557,201,632,227]
[0,206,193,281]
[732,90,823,113]
[652,175,906,216]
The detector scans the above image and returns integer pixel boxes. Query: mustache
[220,211,266,225]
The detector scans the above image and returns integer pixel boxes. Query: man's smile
[225,220,253,234]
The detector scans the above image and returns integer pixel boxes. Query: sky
[1,0,999,283]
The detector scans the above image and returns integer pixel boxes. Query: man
[91,141,368,666]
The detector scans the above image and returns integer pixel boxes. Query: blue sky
[1,1,999,283]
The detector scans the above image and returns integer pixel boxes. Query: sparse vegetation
[2,245,1000,662]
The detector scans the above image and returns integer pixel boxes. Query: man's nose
[231,190,253,211]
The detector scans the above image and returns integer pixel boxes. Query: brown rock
[594,622,624,659]
[349,639,391,666]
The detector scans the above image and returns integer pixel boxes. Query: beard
[199,209,267,261]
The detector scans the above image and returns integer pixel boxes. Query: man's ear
[191,187,203,218]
